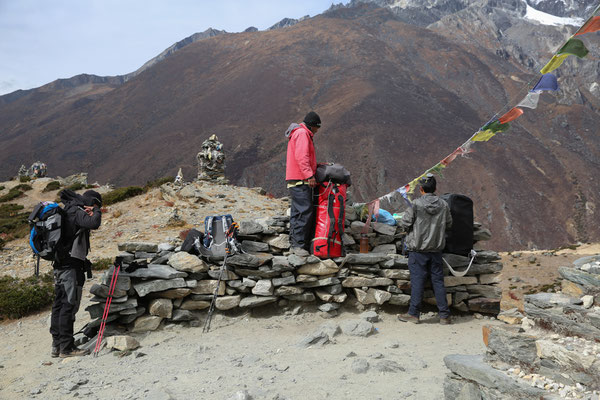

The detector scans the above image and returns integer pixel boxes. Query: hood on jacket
[60,189,85,207]
[285,123,302,138]
[421,194,445,215]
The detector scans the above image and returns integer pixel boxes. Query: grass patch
[19,175,31,183]
[0,203,29,240]
[0,185,5,191]
[0,273,54,320]
[91,258,113,271]
[0,184,33,203]
[103,186,146,206]
[14,184,32,192]
[0,188,25,203]
[145,176,174,189]
[65,182,85,191]
[42,181,62,192]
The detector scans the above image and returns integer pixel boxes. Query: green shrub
[91,258,113,271]
[0,203,30,239]
[0,273,54,319]
[42,181,62,192]
[14,184,32,192]
[145,176,174,189]
[0,188,26,203]
[103,186,145,205]
[65,182,85,191]
[19,175,31,183]
[0,185,5,191]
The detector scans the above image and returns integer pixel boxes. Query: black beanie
[303,111,321,128]
[83,190,102,207]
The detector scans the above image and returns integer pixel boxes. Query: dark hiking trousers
[289,184,315,250]
[50,267,85,352]
[407,252,450,319]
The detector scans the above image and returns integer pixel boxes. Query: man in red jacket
[285,111,321,256]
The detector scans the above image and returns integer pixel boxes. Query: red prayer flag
[498,107,524,124]
[576,16,600,36]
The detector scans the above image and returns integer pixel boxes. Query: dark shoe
[440,317,452,325]
[51,346,59,358]
[59,347,90,358]
[397,313,420,324]
[291,247,309,257]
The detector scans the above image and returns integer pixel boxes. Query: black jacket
[58,190,102,267]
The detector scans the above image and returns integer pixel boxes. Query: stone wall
[84,210,503,335]
[443,256,600,399]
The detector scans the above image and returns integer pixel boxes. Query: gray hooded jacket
[399,193,452,252]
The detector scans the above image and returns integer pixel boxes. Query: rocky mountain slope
[1,1,599,251]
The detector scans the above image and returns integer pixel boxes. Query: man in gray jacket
[398,174,453,324]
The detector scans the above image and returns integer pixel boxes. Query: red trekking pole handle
[93,261,121,357]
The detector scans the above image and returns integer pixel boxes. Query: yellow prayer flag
[407,179,419,194]
[540,54,569,74]
[471,130,496,142]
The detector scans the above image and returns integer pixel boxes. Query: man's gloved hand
[308,176,317,188]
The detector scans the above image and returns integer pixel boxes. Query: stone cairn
[17,161,47,178]
[197,134,227,183]
[84,210,501,342]
[444,257,600,399]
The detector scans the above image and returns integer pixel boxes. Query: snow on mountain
[524,3,584,26]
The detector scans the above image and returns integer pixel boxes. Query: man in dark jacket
[50,189,102,357]
[285,111,321,256]
[398,174,453,324]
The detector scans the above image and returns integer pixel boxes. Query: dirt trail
[0,295,500,400]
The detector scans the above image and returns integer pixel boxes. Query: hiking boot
[440,317,452,325]
[291,247,309,257]
[51,346,59,358]
[59,347,90,358]
[397,313,420,324]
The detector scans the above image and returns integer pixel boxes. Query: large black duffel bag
[440,193,473,257]
[315,163,352,186]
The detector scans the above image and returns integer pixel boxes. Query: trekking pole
[203,222,238,333]
[93,260,121,356]
[202,251,228,334]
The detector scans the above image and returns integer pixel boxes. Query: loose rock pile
[84,210,502,338]
[443,256,600,400]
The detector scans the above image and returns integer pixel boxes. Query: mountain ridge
[1,2,599,251]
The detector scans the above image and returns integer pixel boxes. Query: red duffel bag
[311,182,347,258]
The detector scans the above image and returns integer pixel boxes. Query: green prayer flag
[481,120,510,133]
[427,163,446,177]
[557,38,589,59]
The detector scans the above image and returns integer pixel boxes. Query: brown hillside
[0,5,599,251]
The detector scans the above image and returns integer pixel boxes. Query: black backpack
[440,194,474,257]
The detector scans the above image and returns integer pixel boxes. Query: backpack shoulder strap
[337,188,344,243]
[28,203,44,222]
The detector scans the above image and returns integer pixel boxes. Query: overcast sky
[0,0,350,95]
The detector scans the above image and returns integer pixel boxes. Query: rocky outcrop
[444,257,600,399]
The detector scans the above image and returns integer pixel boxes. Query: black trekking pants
[289,184,315,250]
[50,267,85,352]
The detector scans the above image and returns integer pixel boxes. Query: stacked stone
[443,256,600,399]
[344,211,501,314]
[85,210,503,333]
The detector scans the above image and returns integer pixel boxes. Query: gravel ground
[0,300,500,400]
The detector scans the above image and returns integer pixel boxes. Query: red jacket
[285,123,317,181]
